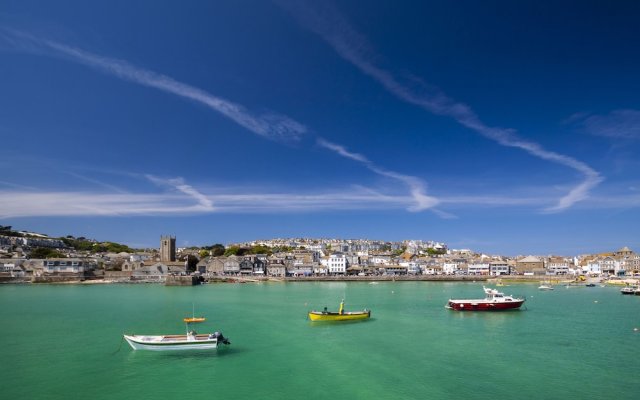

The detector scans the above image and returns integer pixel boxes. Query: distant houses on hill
[0,231,638,282]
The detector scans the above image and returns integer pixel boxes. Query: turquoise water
[1,282,638,399]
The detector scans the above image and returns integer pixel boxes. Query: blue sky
[1,1,639,255]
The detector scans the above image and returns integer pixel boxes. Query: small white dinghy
[124,316,230,351]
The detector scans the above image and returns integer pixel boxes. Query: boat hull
[308,310,371,321]
[446,299,524,311]
[124,334,225,351]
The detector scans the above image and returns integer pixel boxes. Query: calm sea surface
[1,282,638,400]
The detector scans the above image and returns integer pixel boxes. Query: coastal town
[0,226,638,284]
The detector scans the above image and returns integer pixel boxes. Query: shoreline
[2,274,624,285]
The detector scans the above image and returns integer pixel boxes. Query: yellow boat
[308,300,371,322]
[183,317,206,323]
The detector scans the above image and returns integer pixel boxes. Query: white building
[467,263,490,275]
[546,258,570,275]
[489,261,510,276]
[442,263,460,275]
[321,254,348,274]
[42,258,89,274]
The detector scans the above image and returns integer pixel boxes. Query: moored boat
[124,331,230,351]
[183,317,206,323]
[446,286,525,311]
[620,286,636,295]
[538,282,554,291]
[124,315,230,351]
[308,300,371,321]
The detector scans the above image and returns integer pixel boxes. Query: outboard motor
[213,331,230,345]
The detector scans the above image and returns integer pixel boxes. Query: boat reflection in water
[308,300,371,322]
[446,286,525,311]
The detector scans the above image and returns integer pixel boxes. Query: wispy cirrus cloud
[0,26,439,215]
[278,1,603,212]
[0,28,307,143]
[145,175,214,211]
[317,138,439,211]
[571,109,640,140]
[0,186,417,218]
[2,174,638,218]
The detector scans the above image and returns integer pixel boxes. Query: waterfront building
[516,255,545,275]
[41,258,95,274]
[321,253,348,274]
[583,258,602,275]
[489,261,511,276]
[442,262,461,275]
[0,260,17,273]
[160,235,176,262]
[382,264,408,275]
[313,264,328,276]
[131,262,185,281]
[223,256,241,275]
[267,259,287,277]
[238,255,266,275]
[288,264,314,276]
[406,262,422,275]
[202,257,225,275]
[122,260,145,272]
[0,260,27,278]
[627,254,640,275]
[546,257,570,275]
[467,262,490,275]
[600,256,618,275]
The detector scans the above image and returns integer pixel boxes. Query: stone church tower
[160,235,176,262]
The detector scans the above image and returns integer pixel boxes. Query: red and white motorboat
[446,286,525,311]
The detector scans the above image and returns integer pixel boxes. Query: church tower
[160,235,176,262]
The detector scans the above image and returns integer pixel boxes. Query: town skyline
[1,1,639,255]
[2,225,635,259]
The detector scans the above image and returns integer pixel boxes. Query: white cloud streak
[0,28,307,143]
[1,183,637,218]
[317,138,439,211]
[575,109,640,140]
[0,189,409,218]
[278,1,603,211]
[1,28,439,215]
[145,175,214,211]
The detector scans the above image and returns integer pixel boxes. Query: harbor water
[1,282,638,399]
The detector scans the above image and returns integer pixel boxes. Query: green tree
[426,248,446,255]
[224,246,240,256]
[249,245,272,256]
[210,244,225,257]
[199,249,210,258]
[30,247,65,258]
[181,255,199,273]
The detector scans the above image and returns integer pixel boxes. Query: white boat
[124,315,230,351]
[538,284,554,291]
[620,286,635,295]
[124,331,229,351]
